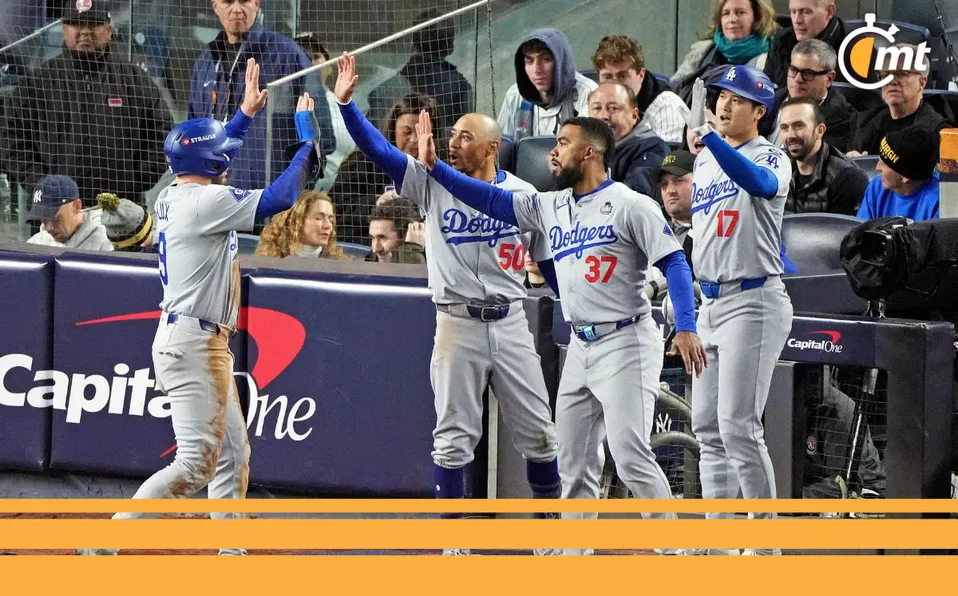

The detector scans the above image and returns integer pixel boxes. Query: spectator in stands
[847,44,955,157]
[294,33,356,191]
[523,252,550,291]
[765,40,856,152]
[97,192,157,252]
[671,0,779,103]
[651,151,695,257]
[498,28,596,140]
[2,1,171,208]
[763,0,848,88]
[681,116,713,155]
[590,35,689,144]
[365,198,427,264]
[857,126,940,222]
[331,92,438,245]
[26,175,112,251]
[256,191,346,259]
[778,98,867,215]
[366,9,474,140]
[188,0,335,189]
[587,82,670,197]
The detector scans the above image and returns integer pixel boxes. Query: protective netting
[0,0,495,247]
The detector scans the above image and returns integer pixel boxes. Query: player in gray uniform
[335,54,562,555]
[78,60,321,556]
[416,109,706,556]
[684,66,794,555]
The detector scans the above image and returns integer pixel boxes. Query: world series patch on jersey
[510,180,682,326]
[399,156,551,305]
[154,182,262,328]
[690,137,791,284]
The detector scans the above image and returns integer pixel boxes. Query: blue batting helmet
[163,118,243,178]
[707,65,777,114]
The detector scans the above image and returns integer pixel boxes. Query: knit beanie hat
[878,126,939,181]
[97,193,154,250]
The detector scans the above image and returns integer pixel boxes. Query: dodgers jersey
[399,156,550,305]
[510,179,682,326]
[690,137,791,284]
[155,182,260,328]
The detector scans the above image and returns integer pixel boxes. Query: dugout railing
[0,242,953,544]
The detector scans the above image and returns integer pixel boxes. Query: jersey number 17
[716,209,739,238]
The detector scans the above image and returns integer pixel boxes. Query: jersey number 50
[716,209,739,238]
[498,243,526,271]
[158,232,169,286]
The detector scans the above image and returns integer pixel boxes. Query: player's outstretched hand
[667,331,707,378]
[241,58,268,117]
[335,52,359,104]
[294,93,321,143]
[416,110,438,170]
[685,78,715,140]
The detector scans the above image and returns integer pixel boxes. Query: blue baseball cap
[28,175,80,222]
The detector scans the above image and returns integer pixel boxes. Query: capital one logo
[838,13,932,90]
[0,307,318,454]
[786,330,844,354]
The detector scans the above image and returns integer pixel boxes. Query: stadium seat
[850,155,879,181]
[580,68,600,83]
[781,213,863,275]
[831,82,884,112]
[338,241,371,260]
[498,134,516,174]
[923,89,958,119]
[515,135,557,192]
[237,233,260,255]
[844,18,931,46]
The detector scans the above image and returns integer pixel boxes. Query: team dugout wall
[0,244,952,510]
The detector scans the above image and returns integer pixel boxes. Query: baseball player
[684,65,794,556]
[334,54,562,556]
[416,109,706,556]
[78,59,321,556]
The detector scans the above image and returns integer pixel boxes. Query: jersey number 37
[158,232,169,285]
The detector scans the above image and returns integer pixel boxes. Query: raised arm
[687,78,779,199]
[254,94,320,220]
[334,53,408,185]
[416,109,519,227]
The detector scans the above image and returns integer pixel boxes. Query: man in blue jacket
[188,0,334,189]
[857,126,940,222]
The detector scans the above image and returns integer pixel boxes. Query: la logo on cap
[725,67,736,81]
[76,0,92,12]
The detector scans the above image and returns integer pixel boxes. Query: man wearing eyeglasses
[846,43,955,158]
[764,40,855,152]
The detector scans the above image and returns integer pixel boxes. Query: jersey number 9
[158,232,169,286]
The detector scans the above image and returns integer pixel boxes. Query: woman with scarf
[671,0,779,105]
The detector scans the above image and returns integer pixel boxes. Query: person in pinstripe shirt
[591,35,690,145]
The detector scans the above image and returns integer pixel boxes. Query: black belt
[437,302,513,322]
[573,314,643,342]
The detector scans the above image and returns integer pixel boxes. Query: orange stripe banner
[1,518,957,550]
[1,498,956,514]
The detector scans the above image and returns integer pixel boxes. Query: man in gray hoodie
[498,28,596,141]
[588,82,670,198]
[26,175,113,251]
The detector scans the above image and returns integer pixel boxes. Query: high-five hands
[240,58,268,117]
[335,52,359,104]
[416,110,438,170]
[685,78,716,140]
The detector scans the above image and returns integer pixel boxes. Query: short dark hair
[370,197,422,232]
[293,32,328,61]
[381,92,440,144]
[519,39,552,58]
[561,117,617,169]
[779,96,825,126]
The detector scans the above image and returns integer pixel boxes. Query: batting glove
[685,78,714,140]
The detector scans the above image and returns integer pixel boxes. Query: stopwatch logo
[838,13,932,90]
